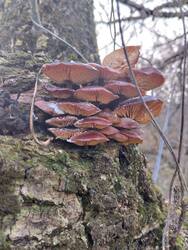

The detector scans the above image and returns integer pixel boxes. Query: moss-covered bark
[0,136,165,249]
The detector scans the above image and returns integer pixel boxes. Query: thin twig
[29,68,53,146]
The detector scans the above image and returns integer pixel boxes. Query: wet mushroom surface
[35,46,165,146]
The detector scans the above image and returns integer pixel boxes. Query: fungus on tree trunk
[34,46,165,146]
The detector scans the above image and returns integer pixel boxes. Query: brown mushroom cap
[45,84,75,99]
[126,67,165,91]
[102,46,140,69]
[74,116,112,129]
[48,128,82,140]
[35,100,65,116]
[46,116,78,128]
[74,86,119,104]
[114,96,164,124]
[97,109,120,124]
[100,126,119,136]
[120,128,143,144]
[88,63,126,80]
[42,62,99,84]
[115,117,140,129]
[68,131,109,146]
[108,132,128,143]
[58,102,101,116]
[104,81,145,97]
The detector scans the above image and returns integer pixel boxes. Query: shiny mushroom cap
[48,128,82,140]
[74,86,119,104]
[42,62,99,84]
[68,130,109,146]
[58,102,101,116]
[102,46,140,69]
[104,80,145,97]
[100,126,119,136]
[46,115,78,128]
[45,84,75,99]
[88,63,126,80]
[128,67,165,91]
[74,116,112,129]
[35,100,65,116]
[115,117,139,129]
[120,128,144,144]
[108,132,128,143]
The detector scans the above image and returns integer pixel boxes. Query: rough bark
[0,136,164,250]
[0,0,99,62]
[0,1,165,249]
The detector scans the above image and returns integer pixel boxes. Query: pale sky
[94,0,185,62]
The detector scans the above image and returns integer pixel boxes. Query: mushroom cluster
[35,46,165,146]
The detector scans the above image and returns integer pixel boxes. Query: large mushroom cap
[42,62,99,84]
[58,102,101,116]
[48,128,82,140]
[46,115,78,128]
[74,116,112,129]
[129,67,165,91]
[35,100,65,116]
[74,86,119,104]
[104,81,145,97]
[88,63,126,80]
[114,96,164,124]
[102,46,140,69]
[45,84,75,99]
[68,130,109,146]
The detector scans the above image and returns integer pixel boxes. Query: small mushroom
[74,86,119,104]
[100,126,119,136]
[115,117,139,129]
[88,63,126,80]
[58,102,101,116]
[74,116,112,129]
[102,46,140,69]
[104,81,145,97]
[45,84,75,99]
[35,100,65,116]
[108,132,128,143]
[42,62,100,84]
[126,67,165,91]
[97,109,120,124]
[46,115,78,128]
[120,128,143,144]
[48,128,82,140]
[68,130,109,146]
[114,96,163,124]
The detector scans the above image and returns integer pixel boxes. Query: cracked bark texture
[0,1,165,249]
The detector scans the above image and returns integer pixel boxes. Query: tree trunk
[0,1,165,249]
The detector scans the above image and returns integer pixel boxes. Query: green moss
[0,230,10,250]
[175,235,185,250]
